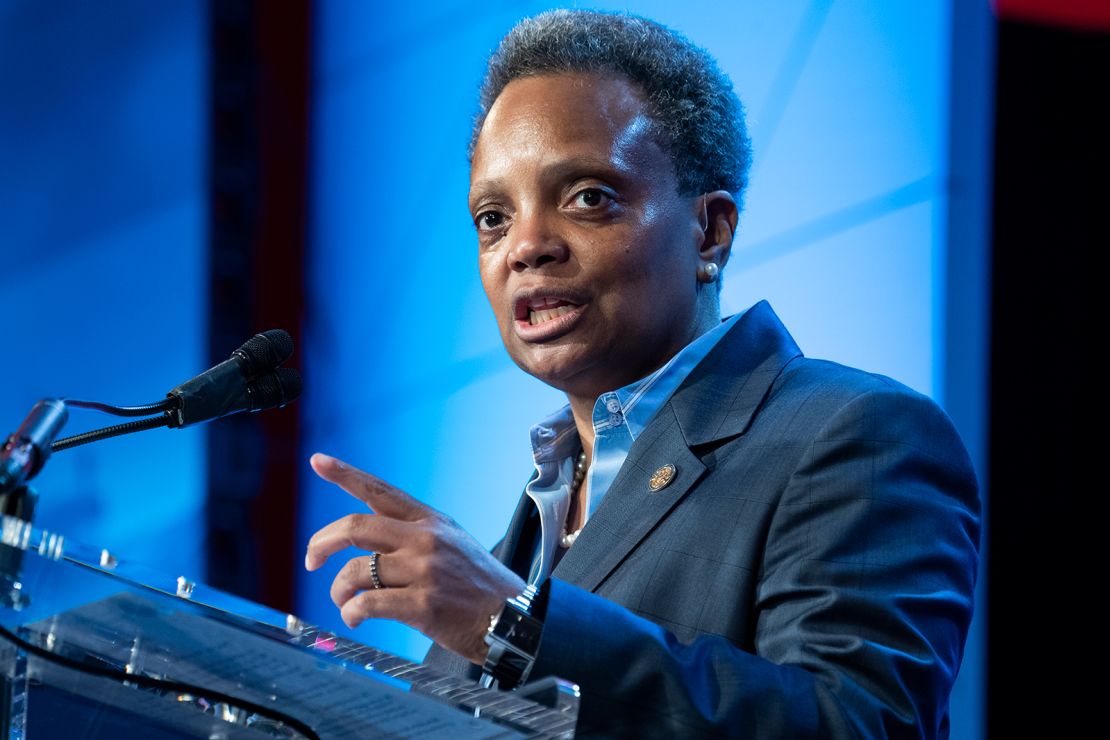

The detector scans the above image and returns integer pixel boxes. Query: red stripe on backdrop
[206,0,310,614]
[250,0,311,615]
[994,0,1110,31]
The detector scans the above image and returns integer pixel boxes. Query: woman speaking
[304,10,980,738]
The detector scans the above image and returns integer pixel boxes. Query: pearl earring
[702,262,719,283]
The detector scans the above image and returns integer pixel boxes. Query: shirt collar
[528,403,578,466]
[527,310,746,457]
[604,310,743,441]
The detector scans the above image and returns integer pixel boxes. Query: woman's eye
[476,211,505,231]
[572,188,610,208]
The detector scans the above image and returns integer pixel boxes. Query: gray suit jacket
[425,301,980,738]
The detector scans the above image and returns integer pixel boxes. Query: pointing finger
[310,453,429,522]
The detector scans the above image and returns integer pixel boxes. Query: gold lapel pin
[648,464,677,492]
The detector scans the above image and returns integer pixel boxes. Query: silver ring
[368,552,384,589]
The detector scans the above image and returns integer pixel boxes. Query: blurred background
[1,1,1103,737]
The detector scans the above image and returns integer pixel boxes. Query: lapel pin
[648,464,677,492]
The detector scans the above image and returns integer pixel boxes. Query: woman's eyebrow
[470,157,628,205]
[541,156,626,183]
[468,178,506,209]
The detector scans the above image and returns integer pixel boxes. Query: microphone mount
[2,328,301,482]
[1,328,300,608]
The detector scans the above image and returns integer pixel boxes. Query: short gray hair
[471,9,751,203]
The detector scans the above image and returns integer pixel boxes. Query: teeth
[531,296,560,309]
[529,305,576,325]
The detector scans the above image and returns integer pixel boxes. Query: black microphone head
[248,367,302,412]
[234,329,294,376]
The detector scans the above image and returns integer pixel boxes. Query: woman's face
[471,72,707,401]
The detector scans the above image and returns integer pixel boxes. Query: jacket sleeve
[528,386,981,738]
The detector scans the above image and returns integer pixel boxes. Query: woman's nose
[505,212,570,271]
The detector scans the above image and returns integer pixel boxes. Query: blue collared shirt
[523,311,744,585]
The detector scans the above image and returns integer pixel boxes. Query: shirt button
[606,398,621,413]
[609,413,623,425]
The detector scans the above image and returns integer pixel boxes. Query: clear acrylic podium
[0,513,578,739]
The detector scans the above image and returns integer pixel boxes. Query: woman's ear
[698,190,738,272]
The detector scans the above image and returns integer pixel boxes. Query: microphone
[170,367,301,428]
[167,330,300,428]
[0,398,69,494]
[170,330,292,396]
[175,366,300,426]
[230,329,295,376]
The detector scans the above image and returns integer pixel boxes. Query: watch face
[493,610,542,653]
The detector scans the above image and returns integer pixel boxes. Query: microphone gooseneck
[50,414,174,453]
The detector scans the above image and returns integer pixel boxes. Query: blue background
[0,0,207,582]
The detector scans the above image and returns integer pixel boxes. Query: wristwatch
[481,580,549,689]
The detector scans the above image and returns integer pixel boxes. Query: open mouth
[515,295,583,326]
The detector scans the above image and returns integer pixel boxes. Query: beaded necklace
[559,448,588,548]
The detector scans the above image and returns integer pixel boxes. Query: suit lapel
[551,406,706,591]
[671,300,803,446]
[551,301,803,593]
[493,484,541,576]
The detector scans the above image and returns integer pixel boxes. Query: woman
[305,10,980,737]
